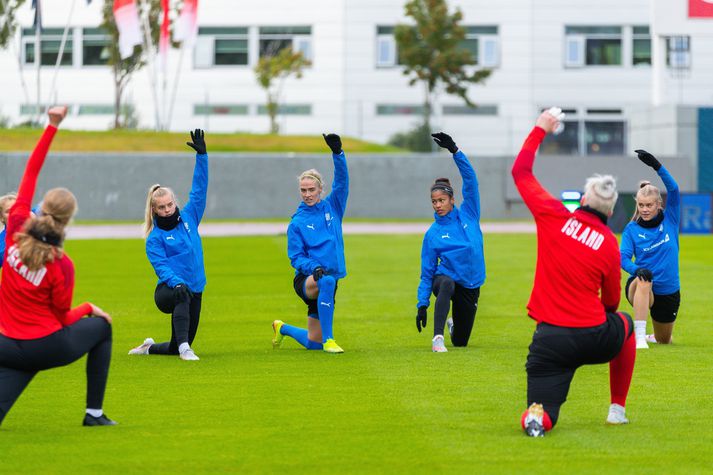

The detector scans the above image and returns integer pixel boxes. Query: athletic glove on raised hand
[187,129,207,155]
[635,268,653,282]
[174,283,192,302]
[431,132,458,154]
[416,306,427,332]
[323,133,342,154]
[312,267,325,281]
[634,149,661,171]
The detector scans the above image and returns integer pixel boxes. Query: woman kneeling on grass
[128,130,208,361]
[0,106,115,427]
[415,132,485,353]
[272,133,348,354]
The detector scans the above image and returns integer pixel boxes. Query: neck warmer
[156,208,181,231]
[637,210,664,228]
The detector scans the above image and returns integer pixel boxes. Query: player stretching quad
[511,108,637,436]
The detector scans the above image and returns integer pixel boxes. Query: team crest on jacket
[184,221,190,233]
[325,212,332,226]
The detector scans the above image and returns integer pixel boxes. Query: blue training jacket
[145,152,208,292]
[417,150,486,308]
[620,165,680,295]
[287,151,349,278]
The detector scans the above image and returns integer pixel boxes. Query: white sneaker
[432,335,448,353]
[606,403,629,425]
[645,334,657,344]
[524,403,546,437]
[128,338,155,355]
[635,338,649,349]
[446,318,454,338]
[179,348,200,361]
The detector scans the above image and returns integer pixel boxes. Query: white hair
[583,174,618,215]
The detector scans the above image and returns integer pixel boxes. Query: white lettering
[576,227,590,243]
[4,245,47,287]
[560,221,606,250]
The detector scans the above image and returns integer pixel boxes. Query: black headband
[431,184,454,197]
[27,227,62,246]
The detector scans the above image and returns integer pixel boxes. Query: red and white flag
[159,0,170,71]
[113,0,142,59]
[173,0,198,46]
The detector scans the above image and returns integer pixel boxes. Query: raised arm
[511,111,567,217]
[432,132,480,220]
[146,235,183,288]
[634,149,679,225]
[323,133,349,218]
[182,129,209,224]
[8,107,67,237]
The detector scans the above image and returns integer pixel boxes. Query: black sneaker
[83,414,117,426]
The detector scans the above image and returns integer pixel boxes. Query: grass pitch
[2,233,712,474]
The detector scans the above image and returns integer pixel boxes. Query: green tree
[254,47,311,134]
[0,0,26,49]
[394,0,491,150]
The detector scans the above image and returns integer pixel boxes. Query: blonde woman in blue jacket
[416,133,485,352]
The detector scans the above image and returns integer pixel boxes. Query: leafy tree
[254,46,310,134]
[0,0,26,49]
[394,0,491,150]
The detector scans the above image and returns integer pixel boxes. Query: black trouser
[432,275,480,346]
[149,283,202,355]
[526,312,632,427]
[0,317,112,425]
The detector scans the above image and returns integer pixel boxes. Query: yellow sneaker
[323,339,344,353]
[272,320,285,348]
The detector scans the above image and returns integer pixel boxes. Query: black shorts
[293,273,338,318]
[625,277,680,324]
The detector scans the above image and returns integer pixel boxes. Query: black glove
[187,129,207,155]
[634,149,661,171]
[312,267,325,281]
[635,268,653,282]
[416,306,427,333]
[174,283,192,302]
[431,132,458,154]
[323,133,342,154]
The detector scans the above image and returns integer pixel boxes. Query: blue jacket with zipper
[146,152,208,292]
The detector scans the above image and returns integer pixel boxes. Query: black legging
[149,283,202,355]
[0,317,112,425]
[432,275,480,346]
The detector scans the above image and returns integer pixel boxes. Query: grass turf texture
[2,234,712,473]
[0,129,400,153]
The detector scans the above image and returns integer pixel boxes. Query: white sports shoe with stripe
[606,403,629,425]
[432,335,448,353]
[128,338,155,355]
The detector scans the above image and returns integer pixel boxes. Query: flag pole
[138,0,162,130]
[47,0,77,107]
[34,5,41,124]
[165,44,185,130]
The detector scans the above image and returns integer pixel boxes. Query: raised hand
[47,106,68,128]
[431,132,458,154]
[634,149,662,171]
[186,129,207,155]
[323,133,342,154]
[536,108,564,134]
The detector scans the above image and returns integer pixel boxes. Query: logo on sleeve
[638,233,646,239]
[441,233,451,239]
[306,224,315,230]
[166,235,175,241]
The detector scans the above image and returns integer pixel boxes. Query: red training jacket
[0,126,91,339]
[511,126,621,328]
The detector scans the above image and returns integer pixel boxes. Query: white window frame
[376,33,396,67]
[194,27,250,69]
[667,36,691,70]
[479,34,499,67]
[564,26,623,68]
[258,27,312,61]
[21,28,75,67]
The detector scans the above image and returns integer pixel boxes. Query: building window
[257,104,311,115]
[376,26,398,67]
[632,26,651,66]
[194,27,249,68]
[194,104,249,115]
[442,104,498,116]
[667,36,691,69]
[564,26,622,67]
[22,28,73,66]
[82,28,111,66]
[376,104,425,115]
[258,26,312,59]
[541,108,625,155]
[462,26,499,67]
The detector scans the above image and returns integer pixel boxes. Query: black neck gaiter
[637,210,664,228]
[156,208,181,231]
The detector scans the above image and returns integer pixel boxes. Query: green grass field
[0,129,400,153]
[2,233,713,474]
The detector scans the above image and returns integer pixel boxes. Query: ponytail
[14,215,64,271]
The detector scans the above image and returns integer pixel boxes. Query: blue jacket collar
[434,206,459,224]
[296,199,325,215]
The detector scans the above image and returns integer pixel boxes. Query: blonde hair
[631,180,663,221]
[298,169,323,189]
[583,174,618,216]
[13,187,77,271]
[143,184,177,237]
[0,192,18,225]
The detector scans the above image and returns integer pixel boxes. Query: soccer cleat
[432,335,448,353]
[524,403,546,437]
[636,337,649,349]
[446,318,454,338]
[323,339,344,353]
[272,320,285,348]
[128,337,155,355]
[645,334,657,344]
[179,348,200,361]
[83,413,117,426]
[606,403,629,425]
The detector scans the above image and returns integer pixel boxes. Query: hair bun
[434,177,451,186]
[639,180,651,189]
